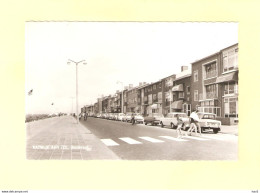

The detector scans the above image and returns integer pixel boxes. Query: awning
[172,84,183,92]
[151,104,158,109]
[216,71,238,84]
[172,100,183,109]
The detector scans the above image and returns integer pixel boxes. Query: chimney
[129,84,133,89]
[139,82,143,86]
[181,66,188,72]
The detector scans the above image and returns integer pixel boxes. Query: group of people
[80,112,88,121]
[176,109,201,139]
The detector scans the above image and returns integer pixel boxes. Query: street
[26,116,238,160]
[80,117,238,160]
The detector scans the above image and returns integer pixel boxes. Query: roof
[191,43,238,64]
[175,69,192,80]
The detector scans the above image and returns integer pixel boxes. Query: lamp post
[117,81,124,114]
[67,59,87,124]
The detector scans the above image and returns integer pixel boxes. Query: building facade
[217,44,239,124]
[161,74,176,115]
[172,66,192,115]
[191,43,238,125]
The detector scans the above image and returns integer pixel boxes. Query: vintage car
[160,112,190,129]
[117,113,125,121]
[134,113,144,124]
[197,112,221,133]
[125,113,134,122]
[144,113,164,126]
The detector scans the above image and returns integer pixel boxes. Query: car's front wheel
[213,128,219,134]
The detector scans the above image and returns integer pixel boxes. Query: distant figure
[176,114,184,138]
[84,112,88,121]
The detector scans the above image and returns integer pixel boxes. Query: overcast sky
[25,22,238,114]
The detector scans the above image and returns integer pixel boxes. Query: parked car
[197,112,221,133]
[134,113,144,124]
[124,113,134,122]
[117,113,125,121]
[122,113,129,122]
[107,113,114,120]
[160,112,190,129]
[112,113,118,120]
[144,113,164,126]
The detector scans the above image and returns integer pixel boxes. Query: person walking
[186,109,201,136]
[84,112,88,121]
[176,114,185,138]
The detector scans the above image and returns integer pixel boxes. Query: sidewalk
[26,116,120,160]
[219,125,238,136]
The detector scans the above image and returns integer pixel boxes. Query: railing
[199,92,217,100]
[205,70,217,79]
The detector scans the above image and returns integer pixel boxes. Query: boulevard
[26,116,238,160]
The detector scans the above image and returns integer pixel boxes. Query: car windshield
[199,114,216,119]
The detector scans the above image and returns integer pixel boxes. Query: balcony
[199,92,217,100]
[204,70,217,79]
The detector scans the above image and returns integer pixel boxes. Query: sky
[25,22,238,114]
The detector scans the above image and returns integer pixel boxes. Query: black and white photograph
[25,22,238,160]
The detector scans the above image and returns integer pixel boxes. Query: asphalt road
[80,117,238,160]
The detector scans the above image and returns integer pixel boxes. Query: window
[224,97,238,118]
[186,86,190,94]
[205,84,217,99]
[144,96,148,103]
[153,94,157,101]
[179,92,184,98]
[223,47,238,72]
[158,92,162,103]
[194,90,198,101]
[204,62,217,79]
[153,84,157,90]
[148,94,153,105]
[224,82,238,95]
[194,70,198,82]
[158,82,162,89]
[198,106,221,117]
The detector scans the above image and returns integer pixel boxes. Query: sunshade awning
[172,84,183,92]
[172,100,183,109]
[151,104,158,109]
[216,71,238,84]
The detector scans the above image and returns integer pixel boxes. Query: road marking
[183,136,209,141]
[119,137,142,144]
[159,136,188,142]
[201,135,226,141]
[139,137,164,143]
[100,139,119,146]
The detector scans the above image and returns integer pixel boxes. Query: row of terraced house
[82,43,238,125]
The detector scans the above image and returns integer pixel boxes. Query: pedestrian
[84,112,88,121]
[176,114,185,138]
[186,109,201,136]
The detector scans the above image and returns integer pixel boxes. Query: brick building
[172,66,192,115]
[161,74,176,115]
[191,43,238,125]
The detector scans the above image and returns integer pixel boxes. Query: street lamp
[117,81,124,114]
[67,59,87,124]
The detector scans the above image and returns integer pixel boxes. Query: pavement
[219,125,238,136]
[26,116,120,160]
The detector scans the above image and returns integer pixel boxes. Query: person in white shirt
[186,110,201,136]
